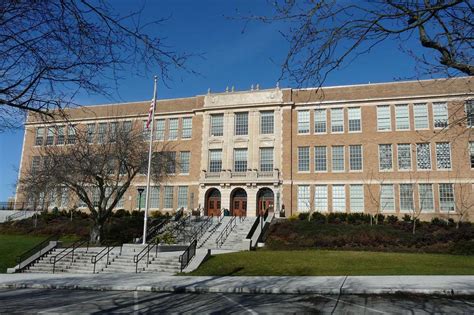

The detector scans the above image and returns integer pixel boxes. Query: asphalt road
[0,289,473,314]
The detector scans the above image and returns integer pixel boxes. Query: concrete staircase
[198,216,256,251]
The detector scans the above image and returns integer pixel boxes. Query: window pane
[297,185,310,212]
[150,187,160,209]
[433,102,448,128]
[380,184,394,211]
[466,100,474,127]
[348,107,361,132]
[395,104,410,130]
[298,147,310,172]
[210,114,224,136]
[67,125,76,144]
[314,185,328,212]
[350,185,364,212]
[168,118,178,140]
[331,108,344,132]
[414,103,428,129]
[235,112,249,136]
[332,146,344,171]
[182,117,192,139]
[180,151,190,174]
[260,111,274,134]
[436,142,451,169]
[209,149,222,172]
[234,148,248,172]
[332,185,346,212]
[298,110,310,134]
[349,145,362,171]
[314,109,327,133]
[397,144,412,170]
[56,126,65,145]
[178,186,188,209]
[97,123,107,144]
[377,106,391,131]
[46,127,54,145]
[156,119,165,140]
[418,184,434,212]
[470,142,474,168]
[399,184,414,211]
[87,123,96,143]
[314,146,327,171]
[379,144,392,170]
[35,127,44,146]
[259,147,273,171]
[416,143,431,169]
[439,184,454,211]
[164,186,174,209]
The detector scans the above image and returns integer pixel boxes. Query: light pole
[137,187,145,214]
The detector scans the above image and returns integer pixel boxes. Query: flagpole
[142,76,157,245]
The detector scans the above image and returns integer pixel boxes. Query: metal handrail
[179,239,197,272]
[133,241,157,273]
[16,235,59,270]
[136,217,169,243]
[189,216,212,243]
[216,216,237,248]
[50,239,89,274]
[91,244,122,274]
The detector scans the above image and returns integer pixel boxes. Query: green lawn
[0,234,79,273]
[185,250,474,276]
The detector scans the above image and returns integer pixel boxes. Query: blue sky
[0,0,443,200]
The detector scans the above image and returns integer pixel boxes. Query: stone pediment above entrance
[204,89,283,108]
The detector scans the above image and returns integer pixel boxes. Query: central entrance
[205,188,221,217]
[230,188,247,217]
[257,188,274,216]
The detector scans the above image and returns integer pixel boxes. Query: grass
[0,234,79,273]
[185,250,474,276]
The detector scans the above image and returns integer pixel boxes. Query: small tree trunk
[412,219,416,235]
[90,222,104,245]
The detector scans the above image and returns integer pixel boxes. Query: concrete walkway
[0,274,473,296]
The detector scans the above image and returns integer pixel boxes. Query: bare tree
[242,1,473,86]
[362,170,387,225]
[0,1,192,131]
[18,121,177,244]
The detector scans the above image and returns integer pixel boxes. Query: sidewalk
[0,273,473,296]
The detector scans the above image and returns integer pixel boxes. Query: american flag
[146,100,155,129]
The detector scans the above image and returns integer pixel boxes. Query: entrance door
[230,188,247,217]
[257,188,274,216]
[205,189,221,217]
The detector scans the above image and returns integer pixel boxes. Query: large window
[168,118,178,140]
[109,122,118,143]
[180,151,190,174]
[349,145,362,171]
[399,184,414,212]
[209,149,222,173]
[178,186,188,209]
[436,142,451,169]
[348,107,361,132]
[150,187,160,208]
[142,121,149,141]
[165,151,176,174]
[414,103,429,129]
[470,142,474,168]
[395,104,410,130]
[379,144,393,170]
[164,186,174,209]
[35,127,44,146]
[298,147,310,172]
[418,184,434,212]
[397,144,412,170]
[182,117,192,139]
[31,156,41,174]
[297,185,310,212]
[67,125,76,144]
[56,126,65,145]
[45,127,54,145]
[439,184,455,212]
[123,120,132,132]
[331,108,344,133]
[298,110,310,134]
[416,143,431,170]
[314,109,327,133]
[433,102,448,128]
[259,147,274,172]
[466,100,474,127]
[377,105,391,131]
[234,112,248,136]
[314,146,327,172]
[156,119,165,140]
[350,185,364,212]
[87,123,96,143]
[260,111,274,134]
[332,185,346,212]
[314,185,328,212]
[380,184,395,212]
[210,114,224,136]
[332,146,344,171]
[97,123,107,144]
[233,148,248,172]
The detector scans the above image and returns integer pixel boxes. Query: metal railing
[136,217,170,243]
[50,239,89,274]
[179,239,197,272]
[16,235,59,271]
[133,241,158,273]
[189,216,212,243]
[91,244,122,274]
[216,216,237,248]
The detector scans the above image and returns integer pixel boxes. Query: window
[332,185,346,212]
[210,114,224,136]
[86,123,95,143]
[470,142,474,168]
[297,110,310,134]
[164,186,174,209]
[397,144,412,170]
[332,146,344,171]
[168,118,178,140]
[156,119,165,140]
[314,109,327,133]
[259,147,273,172]
[399,184,414,211]
[178,186,188,209]
[35,127,44,146]
[377,105,391,131]
[348,107,361,132]
[123,121,132,132]
[260,111,274,134]
[416,143,431,170]
[209,149,222,173]
[109,122,118,143]
[439,184,455,212]
[297,185,310,212]
[298,147,310,172]
[60,187,69,208]
[97,123,107,144]
[137,187,156,209]
[436,142,451,169]
[67,125,76,144]
[56,126,65,145]
[234,112,248,136]
[433,102,448,128]
[331,108,344,133]
[349,145,362,171]
[350,185,364,212]
[314,146,327,172]
[233,148,248,172]
[180,151,190,174]
[314,185,328,212]
[165,151,176,174]
[466,100,474,127]
[418,184,434,212]
[45,127,54,145]
[380,184,394,212]
[395,104,410,130]
[31,156,41,174]
[414,103,429,129]
[379,144,393,170]
[182,117,192,139]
